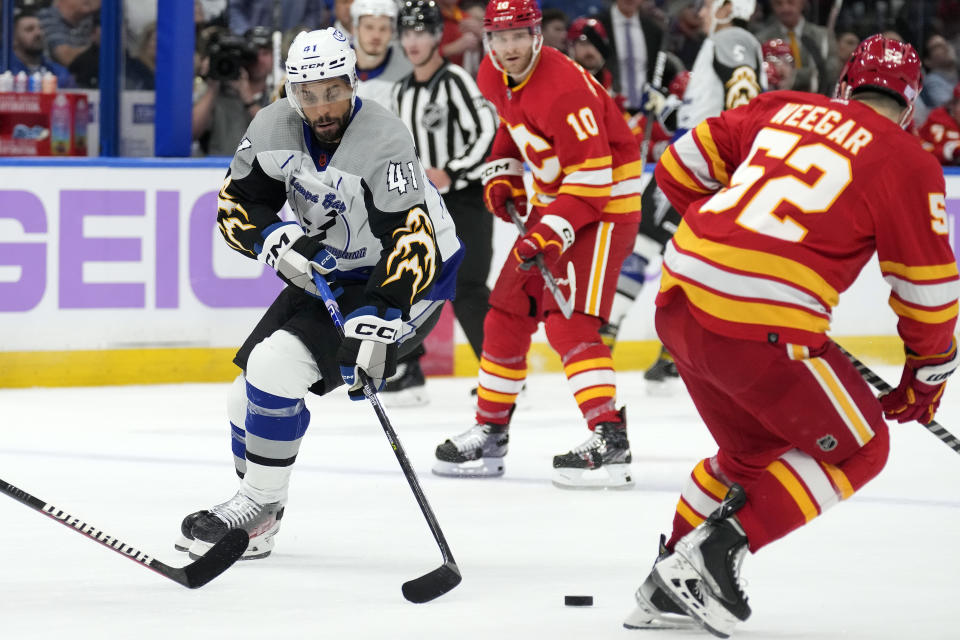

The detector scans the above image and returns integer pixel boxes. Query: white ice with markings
[1,369,958,639]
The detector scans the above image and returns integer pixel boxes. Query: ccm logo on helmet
[354,323,398,341]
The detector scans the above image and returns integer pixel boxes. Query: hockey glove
[641,83,681,129]
[337,306,403,400]
[513,214,575,270]
[481,157,527,223]
[260,222,337,298]
[880,340,958,424]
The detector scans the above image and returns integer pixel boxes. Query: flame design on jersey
[382,206,438,303]
[217,176,257,256]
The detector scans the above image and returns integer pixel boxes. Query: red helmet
[567,17,610,58]
[762,38,793,64]
[668,70,691,98]
[484,0,542,32]
[835,34,922,107]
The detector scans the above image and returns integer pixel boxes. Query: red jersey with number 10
[477,47,642,230]
[654,90,959,358]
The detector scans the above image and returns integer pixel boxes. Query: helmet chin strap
[487,33,543,81]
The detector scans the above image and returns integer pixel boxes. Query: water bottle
[0,71,13,92]
[73,95,88,154]
[29,71,42,92]
[14,71,28,93]
[50,93,71,155]
[41,72,58,93]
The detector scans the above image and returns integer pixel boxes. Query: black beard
[310,110,350,143]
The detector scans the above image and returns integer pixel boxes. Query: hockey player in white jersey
[174,27,462,560]
[353,0,413,109]
[603,0,764,392]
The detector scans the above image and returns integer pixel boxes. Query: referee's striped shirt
[392,61,497,192]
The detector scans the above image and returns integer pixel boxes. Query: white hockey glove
[259,222,337,298]
[641,83,681,125]
[337,306,403,400]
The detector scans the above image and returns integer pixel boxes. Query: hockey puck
[564,595,593,607]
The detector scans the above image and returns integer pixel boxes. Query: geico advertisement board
[1,164,958,353]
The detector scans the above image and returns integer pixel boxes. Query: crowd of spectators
[4,0,960,164]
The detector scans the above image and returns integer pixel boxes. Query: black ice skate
[644,345,680,396]
[380,360,428,407]
[179,490,284,561]
[432,423,509,477]
[623,534,698,631]
[652,484,751,638]
[551,409,633,489]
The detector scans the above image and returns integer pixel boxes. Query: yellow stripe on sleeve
[659,147,712,194]
[879,261,959,281]
[562,156,613,174]
[768,460,819,522]
[693,460,729,500]
[889,297,959,324]
[693,121,729,185]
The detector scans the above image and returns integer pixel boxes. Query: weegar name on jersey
[768,101,874,155]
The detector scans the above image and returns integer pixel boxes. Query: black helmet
[398,0,443,36]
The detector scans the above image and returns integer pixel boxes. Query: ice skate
[180,490,285,561]
[623,535,698,631]
[652,485,751,638]
[552,409,633,489]
[644,345,680,396]
[379,361,429,407]
[433,423,509,477]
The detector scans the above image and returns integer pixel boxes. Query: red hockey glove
[481,157,527,223]
[513,214,575,270]
[880,341,958,424]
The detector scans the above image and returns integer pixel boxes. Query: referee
[384,0,497,406]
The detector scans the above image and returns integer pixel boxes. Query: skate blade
[622,604,699,631]
[651,556,737,639]
[379,388,429,407]
[432,458,505,478]
[188,534,274,561]
[551,463,633,490]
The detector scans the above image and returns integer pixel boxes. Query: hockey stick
[836,343,960,456]
[506,201,575,319]
[312,272,461,603]
[0,477,248,588]
[639,48,669,168]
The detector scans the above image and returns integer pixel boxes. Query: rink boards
[1,159,959,387]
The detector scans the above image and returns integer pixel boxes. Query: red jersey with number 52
[654,90,958,357]
[477,46,642,230]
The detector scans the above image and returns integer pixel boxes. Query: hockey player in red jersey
[917,82,960,165]
[431,0,643,489]
[623,35,959,636]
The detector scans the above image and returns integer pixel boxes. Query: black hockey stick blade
[401,561,462,603]
[154,529,249,588]
[0,477,248,589]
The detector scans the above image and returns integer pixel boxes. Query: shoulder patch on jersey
[237,136,252,152]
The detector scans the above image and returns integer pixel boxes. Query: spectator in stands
[835,29,860,65]
[10,8,76,89]
[668,0,705,69]
[568,17,614,90]
[598,0,671,114]
[922,34,959,110]
[541,8,569,51]
[333,0,354,39]
[756,0,837,95]
[39,0,100,88]
[437,0,483,73]
[192,26,274,156]
[228,0,327,35]
[917,82,960,166]
[125,21,156,90]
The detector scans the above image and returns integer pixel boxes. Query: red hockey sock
[475,308,537,426]
[666,457,728,550]
[545,312,620,427]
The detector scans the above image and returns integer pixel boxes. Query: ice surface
[1,369,958,639]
